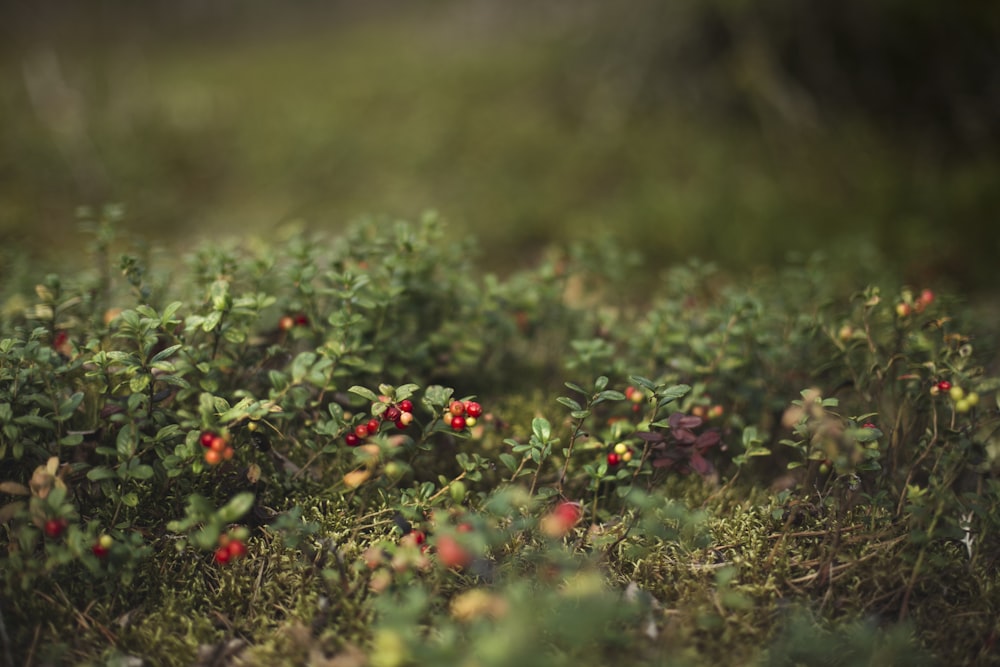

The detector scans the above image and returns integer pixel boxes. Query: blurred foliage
[1,1,999,293]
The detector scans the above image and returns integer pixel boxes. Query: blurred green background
[1,1,998,291]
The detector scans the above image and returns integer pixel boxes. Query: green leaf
[348,385,379,403]
[121,492,140,507]
[594,390,626,403]
[129,373,151,393]
[656,384,691,405]
[629,376,657,392]
[219,492,255,522]
[130,464,155,480]
[594,376,609,392]
[87,466,116,482]
[531,417,552,442]
[57,392,84,420]
[116,423,136,459]
[150,344,183,364]
[291,352,317,383]
[556,396,582,411]
[564,381,587,395]
[202,310,223,332]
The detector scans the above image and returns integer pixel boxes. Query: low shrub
[1,209,997,665]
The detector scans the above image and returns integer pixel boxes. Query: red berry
[294,313,309,326]
[554,501,582,527]
[607,452,621,466]
[625,386,636,400]
[209,435,228,452]
[227,539,247,559]
[367,418,380,435]
[214,546,231,564]
[401,530,426,549]
[92,543,110,559]
[450,415,467,431]
[449,401,466,417]
[200,431,216,448]
[44,518,68,539]
[464,401,482,418]
[936,380,952,392]
[345,432,360,447]
[436,534,472,569]
[862,422,877,429]
[204,449,222,465]
[279,315,295,331]
[918,289,935,307]
[354,424,370,439]
[398,400,414,413]
[384,406,401,422]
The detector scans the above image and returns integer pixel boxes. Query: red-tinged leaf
[689,453,715,477]
[695,431,721,451]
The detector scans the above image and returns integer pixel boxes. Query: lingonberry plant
[0,210,997,666]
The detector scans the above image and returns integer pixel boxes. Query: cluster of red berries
[624,386,645,412]
[691,404,724,420]
[91,534,114,559]
[895,288,935,318]
[214,531,248,564]
[607,442,635,466]
[445,400,482,432]
[931,380,980,414]
[345,399,416,446]
[278,312,310,331]
[200,430,234,465]
[43,517,69,539]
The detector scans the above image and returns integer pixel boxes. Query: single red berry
[294,313,309,326]
[367,418,380,435]
[625,386,636,400]
[862,422,877,429]
[44,518,68,539]
[199,431,215,448]
[204,449,222,465]
[554,501,582,527]
[397,411,414,427]
[449,401,466,417]
[345,432,360,447]
[92,543,110,559]
[464,401,482,418]
[607,452,621,466]
[214,546,231,564]
[209,435,228,453]
[436,534,472,569]
[354,424,370,439]
[279,315,295,332]
[398,400,414,413]
[401,530,426,550]
[227,539,247,559]
[384,406,401,422]
[450,415,467,431]
[936,380,952,392]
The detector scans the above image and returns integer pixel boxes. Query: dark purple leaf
[694,430,721,451]
[635,431,665,443]
[673,429,697,445]
[688,453,716,477]
[669,412,703,430]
